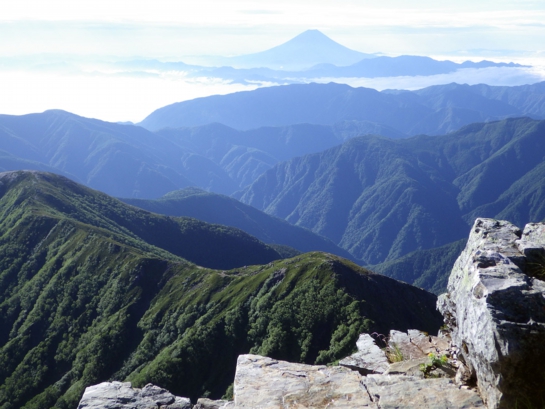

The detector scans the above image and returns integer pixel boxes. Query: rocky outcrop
[438,218,545,409]
[76,382,192,409]
[339,329,451,376]
[387,329,449,360]
[363,374,483,408]
[339,333,390,374]
[233,354,483,408]
[194,398,235,408]
[234,354,375,408]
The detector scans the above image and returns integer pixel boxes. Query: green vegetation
[121,187,356,262]
[0,171,442,408]
[384,344,405,363]
[385,343,404,363]
[419,353,449,378]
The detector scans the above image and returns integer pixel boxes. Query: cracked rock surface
[76,382,192,409]
[234,354,483,408]
[438,218,545,409]
[339,333,390,374]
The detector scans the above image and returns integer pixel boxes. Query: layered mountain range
[2,82,545,293]
[236,117,545,272]
[0,109,403,198]
[2,82,545,202]
[119,30,524,83]
[0,170,442,408]
[140,81,545,132]
[1,25,544,409]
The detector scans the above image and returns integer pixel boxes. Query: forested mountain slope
[122,187,357,261]
[0,170,443,409]
[237,117,545,266]
[372,239,468,294]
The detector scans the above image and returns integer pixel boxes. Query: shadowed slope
[122,187,358,262]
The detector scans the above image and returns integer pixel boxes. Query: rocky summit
[76,382,191,409]
[438,218,545,409]
[233,353,483,408]
[77,218,545,409]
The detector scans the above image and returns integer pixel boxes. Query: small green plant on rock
[419,353,448,378]
[222,384,234,401]
[371,333,404,363]
[385,343,404,363]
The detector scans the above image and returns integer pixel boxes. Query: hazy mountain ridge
[121,187,358,262]
[115,30,523,83]
[0,110,200,197]
[187,56,523,85]
[2,81,542,201]
[372,239,468,294]
[0,111,404,198]
[139,81,544,133]
[237,117,545,268]
[0,170,442,408]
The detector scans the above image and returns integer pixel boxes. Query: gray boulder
[438,218,545,409]
[339,333,390,374]
[76,381,192,409]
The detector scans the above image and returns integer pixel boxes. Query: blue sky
[0,0,544,122]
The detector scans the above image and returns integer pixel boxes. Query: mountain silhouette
[217,29,374,70]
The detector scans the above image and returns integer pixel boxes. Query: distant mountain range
[5,78,544,201]
[0,170,442,408]
[118,30,524,84]
[236,117,545,270]
[192,29,376,71]
[2,84,545,293]
[183,56,522,84]
[0,110,399,198]
[140,82,545,132]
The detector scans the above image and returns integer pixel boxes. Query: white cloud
[0,0,544,120]
[0,70,260,123]
[1,64,543,124]
[313,66,545,91]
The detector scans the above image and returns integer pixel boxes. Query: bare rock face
[387,329,450,361]
[233,354,483,408]
[194,398,235,408]
[234,354,374,408]
[437,218,545,409]
[364,374,484,408]
[76,382,192,409]
[338,333,390,374]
